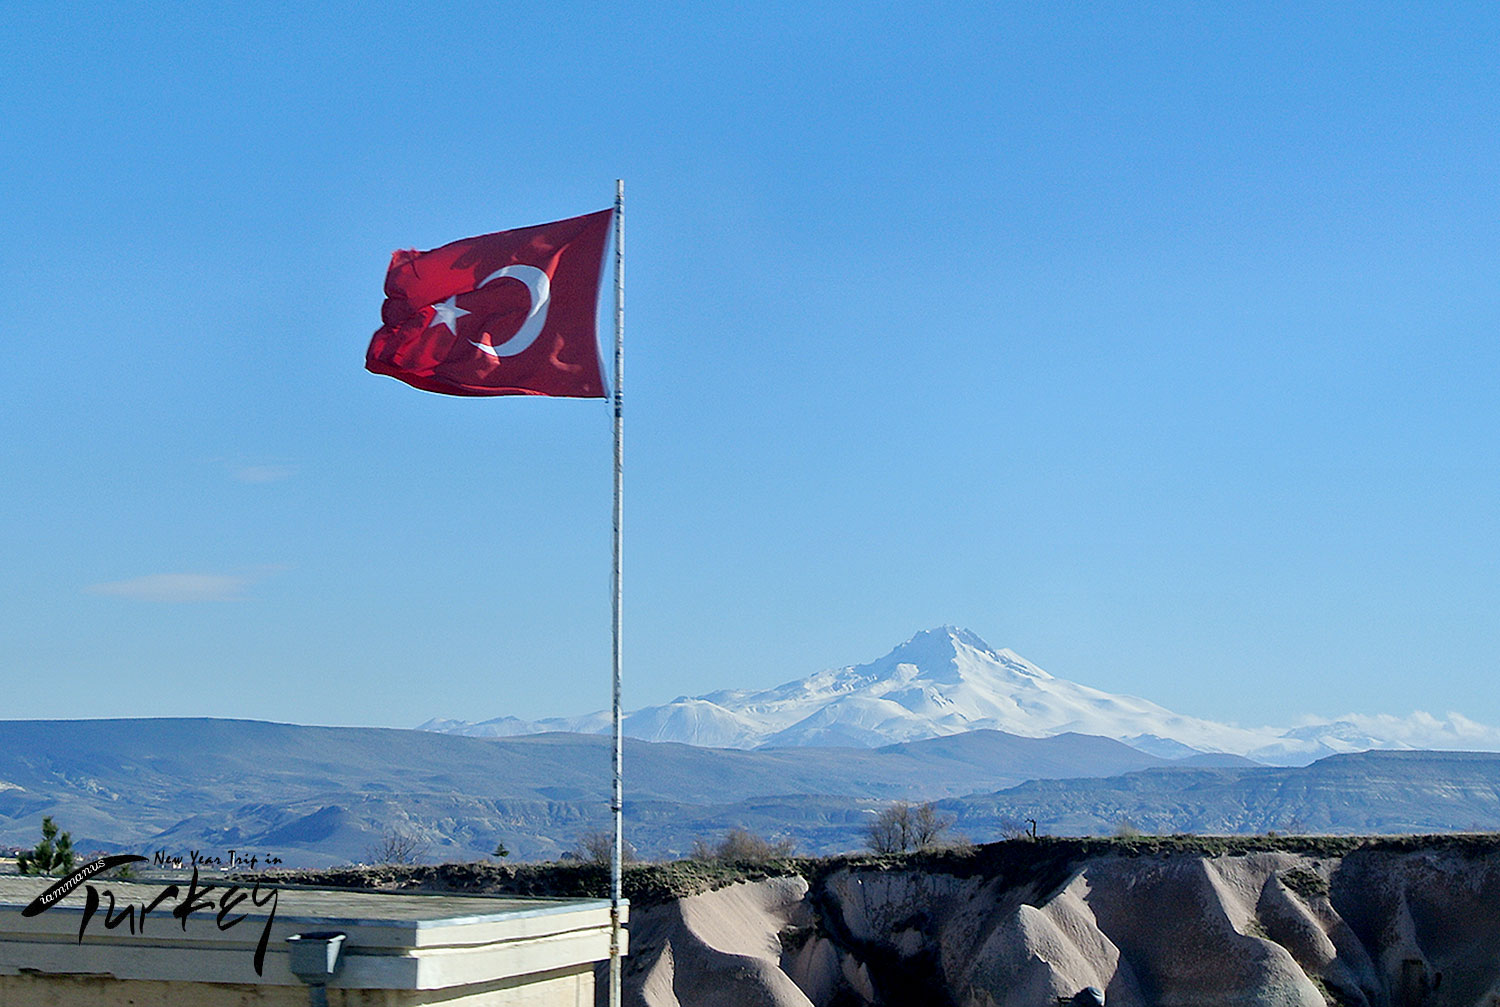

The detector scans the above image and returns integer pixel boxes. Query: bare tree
[692,827,795,862]
[867,802,912,854]
[573,830,636,865]
[363,830,429,865]
[867,801,954,854]
[997,815,1030,840]
[910,802,951,848]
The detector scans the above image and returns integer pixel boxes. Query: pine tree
[16,816,75,876]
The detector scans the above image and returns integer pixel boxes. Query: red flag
[366,208,614,397]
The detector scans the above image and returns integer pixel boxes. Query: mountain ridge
[0,718,1167,865]
[422,626,1500,765]
[6,717,1500,866]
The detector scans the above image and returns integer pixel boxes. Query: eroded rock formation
[622,842,1500,1007]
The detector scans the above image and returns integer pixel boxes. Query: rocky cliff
[620,838,1500,1007]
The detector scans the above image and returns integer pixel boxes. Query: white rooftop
[0,873,625,992]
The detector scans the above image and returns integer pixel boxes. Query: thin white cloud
[86,573,250,603]
[231,464,296,484]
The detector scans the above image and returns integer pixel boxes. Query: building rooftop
[0,871,624,992]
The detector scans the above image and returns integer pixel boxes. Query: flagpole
[608,178,625,1007]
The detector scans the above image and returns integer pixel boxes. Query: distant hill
[0,718,1163,866]
[947,749,1500,837]
[5,719,1498,868]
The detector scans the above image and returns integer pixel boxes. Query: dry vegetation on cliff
[271,833,1500,906]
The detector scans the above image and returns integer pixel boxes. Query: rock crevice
[623,844,1500,1007]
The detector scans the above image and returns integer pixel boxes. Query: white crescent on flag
[469,265,551,358]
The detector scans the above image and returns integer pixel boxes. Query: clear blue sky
[2,2,1496,731]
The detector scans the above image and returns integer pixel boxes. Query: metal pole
[609,178,625,1007]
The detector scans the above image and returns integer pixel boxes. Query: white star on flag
[428,295,470,334]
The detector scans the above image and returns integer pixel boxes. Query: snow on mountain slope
[424,627,1267,755]
[622,699,765,747]
[419,627,1500,765]
[741,628,1276,753]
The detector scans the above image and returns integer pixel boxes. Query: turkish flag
[366,208,614,397]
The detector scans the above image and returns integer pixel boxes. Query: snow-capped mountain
[419,627,1500,765]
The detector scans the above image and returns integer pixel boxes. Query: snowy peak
[419,627,1500,765]
[426,626,1209,751]
[839,626,1053,692]
[880,625,997,672]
